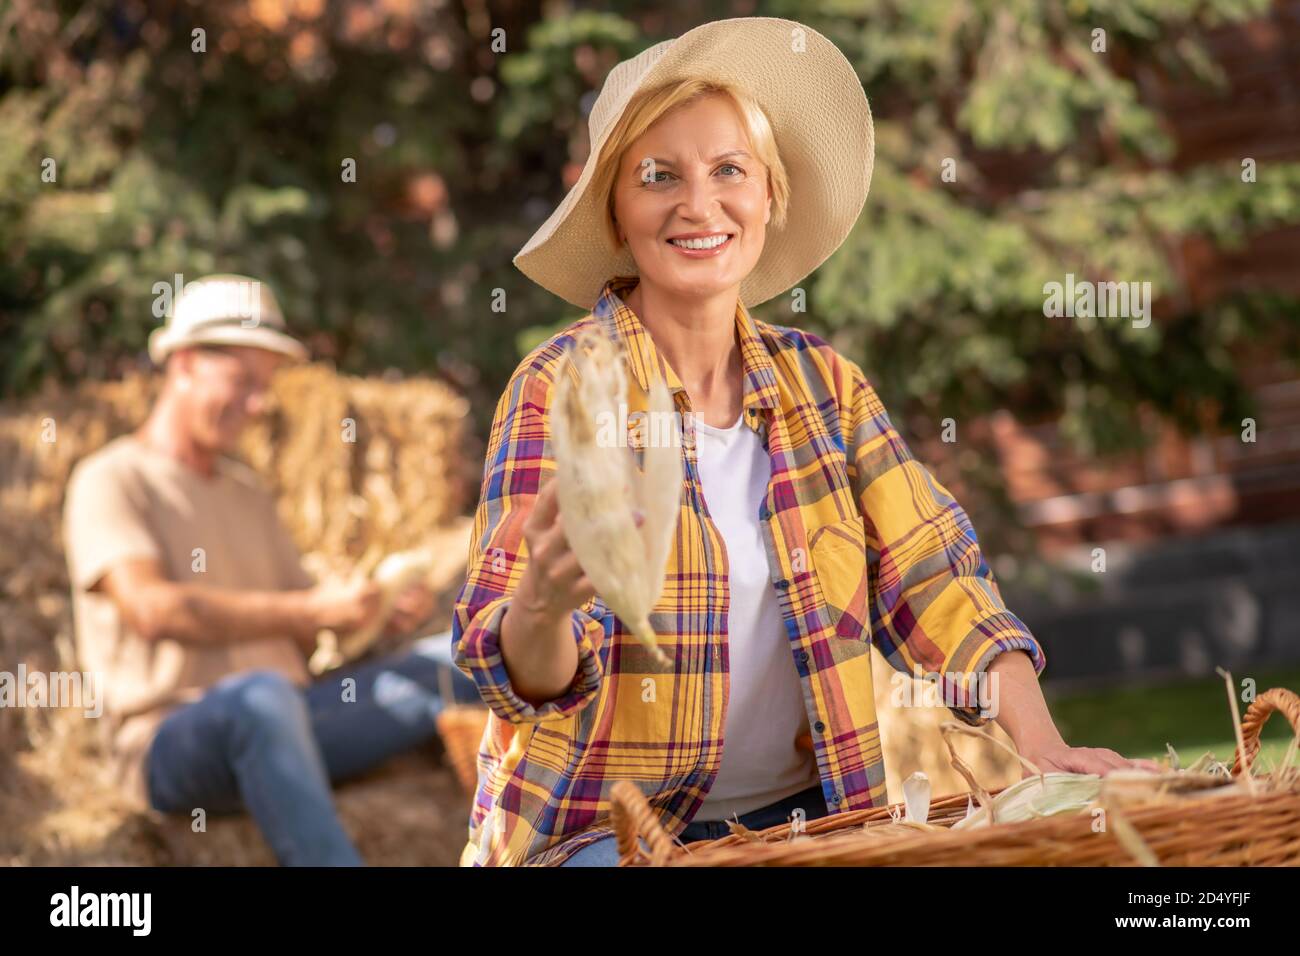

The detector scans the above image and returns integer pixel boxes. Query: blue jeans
[560,783,830,866]
[145,632,482,866]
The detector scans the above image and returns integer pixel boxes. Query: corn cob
[950,772,1102,829]
[551,329,682,669]
[309,547,435,675]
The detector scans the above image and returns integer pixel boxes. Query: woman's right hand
[500,477,641,706]
[514,477,596,624]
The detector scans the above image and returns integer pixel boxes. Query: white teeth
[669,234,730,250]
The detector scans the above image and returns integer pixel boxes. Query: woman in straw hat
[452,16,1157,867]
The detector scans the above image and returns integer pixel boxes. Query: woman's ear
[764,195,772,226]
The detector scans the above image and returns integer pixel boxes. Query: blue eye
[718,163,742,176]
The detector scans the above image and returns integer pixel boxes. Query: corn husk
[551,330,682,668]
[950,772,1103,830]
[902,771,931,823]
[309,546,437,675]
[951,764,1249,833]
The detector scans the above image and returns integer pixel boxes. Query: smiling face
[611,93,772,303]
[169,345,286,453]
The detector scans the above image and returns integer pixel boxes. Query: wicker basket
[434,704,490,795]
[611,687,1300,866]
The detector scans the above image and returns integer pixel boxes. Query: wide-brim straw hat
[514,16,874,312]
[148,273,308,364]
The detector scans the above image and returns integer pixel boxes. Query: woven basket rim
[653,779,1300,867]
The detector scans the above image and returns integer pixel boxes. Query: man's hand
[306,577,384,638]
[382,583,436,637]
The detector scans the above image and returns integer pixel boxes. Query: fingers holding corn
[515,477,650,622]
[516,477,599,619]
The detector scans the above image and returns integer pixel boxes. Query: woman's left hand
[1019,741,1163,777]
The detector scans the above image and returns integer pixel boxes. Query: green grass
[1044,666,1300,771]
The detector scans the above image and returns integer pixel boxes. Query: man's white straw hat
[514,16,874,312]
[148,273,308,364]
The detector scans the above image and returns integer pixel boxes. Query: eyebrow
[644,149,753,167]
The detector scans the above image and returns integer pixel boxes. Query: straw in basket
[609,686,1300,866]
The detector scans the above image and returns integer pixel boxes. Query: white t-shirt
[690,411,819,822]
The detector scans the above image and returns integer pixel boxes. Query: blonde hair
[591,79,790,251]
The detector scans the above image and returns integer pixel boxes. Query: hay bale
[238,364,478,570]
[0,714,468,866]
[872,646,1023,805]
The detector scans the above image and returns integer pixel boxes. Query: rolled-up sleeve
[452,367,609,723]
[844,360,1046,727]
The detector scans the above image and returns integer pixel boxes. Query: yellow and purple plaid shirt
[452,275,1046,866]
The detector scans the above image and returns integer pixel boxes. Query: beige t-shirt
[63,434,314,810]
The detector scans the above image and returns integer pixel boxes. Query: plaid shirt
[452,276,1046,866]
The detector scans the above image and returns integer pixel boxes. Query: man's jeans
[560,783,830,866]
[145,632,482,866]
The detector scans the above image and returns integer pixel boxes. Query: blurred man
[62,274,481,866]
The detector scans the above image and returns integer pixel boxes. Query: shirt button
[758,504,770,521]
[831,790,842,805]
[775,579,790,590]
[799,650,810,665]
[814,720,826,734]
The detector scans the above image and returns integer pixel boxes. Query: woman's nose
[678,174,719,221]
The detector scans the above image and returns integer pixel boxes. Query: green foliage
[764,0,1300,464]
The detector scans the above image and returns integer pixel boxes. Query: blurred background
[2,0,1300,864]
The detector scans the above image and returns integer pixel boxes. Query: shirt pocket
[808,516,870,643]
